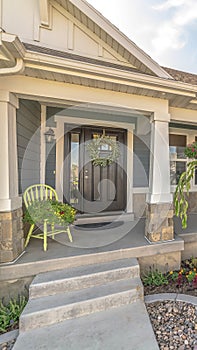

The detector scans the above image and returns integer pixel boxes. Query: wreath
[87,135,120,167]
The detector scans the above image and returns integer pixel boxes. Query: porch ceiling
[1,33,197,110]
[23,62,197,110]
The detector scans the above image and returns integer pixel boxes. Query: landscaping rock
[146,300,197,349]
[0,339,16,350]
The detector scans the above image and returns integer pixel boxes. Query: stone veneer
[145,202,174,242]
[0,208,24,263]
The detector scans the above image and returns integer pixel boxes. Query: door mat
[74,221,123,230]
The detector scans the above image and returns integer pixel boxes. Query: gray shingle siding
[16,99,41,194]
[133,134,150,187]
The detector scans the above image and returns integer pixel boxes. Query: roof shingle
[163,67,197,86]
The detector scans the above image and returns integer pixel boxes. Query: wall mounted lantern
[44,128,55,143]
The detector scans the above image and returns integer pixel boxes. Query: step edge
[28,276,143,304]
[20,290,140,331]
[31,258,139,285]
[30,265,139,290]
[22,282,143,317]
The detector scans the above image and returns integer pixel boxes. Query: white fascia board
[24,51,197,97]
[1,33,26,58]
[67,0,172,79]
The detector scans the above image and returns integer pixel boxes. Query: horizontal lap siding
[133,134,150,187]
[16,99,41,194]
[45,143,56,189]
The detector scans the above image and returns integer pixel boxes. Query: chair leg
[67,226,73,242]
[25,224,35,248]
[51,223,55,239]
[43,220,48,251]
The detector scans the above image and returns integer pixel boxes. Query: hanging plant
[174,141,197,228]
[87,135,120,167]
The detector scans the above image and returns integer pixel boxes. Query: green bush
[142,268,168,287]
[0,296,27,333]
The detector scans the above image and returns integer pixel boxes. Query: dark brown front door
[63,125,127,214]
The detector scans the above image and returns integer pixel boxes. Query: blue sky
[86,0,197,74]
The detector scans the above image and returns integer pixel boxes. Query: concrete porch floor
[0,218,185,281]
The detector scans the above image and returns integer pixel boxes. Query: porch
[0,217,185,281]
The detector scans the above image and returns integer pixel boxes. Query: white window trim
[169,128,197,193]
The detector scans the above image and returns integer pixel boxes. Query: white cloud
[152,24,185,55]
[151,0,197,58]
[86,0,197,73]
[153,0,187,10]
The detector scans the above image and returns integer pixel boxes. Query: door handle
[84,169,88,179]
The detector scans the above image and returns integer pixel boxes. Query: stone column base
[0,208,24,263]
[145,202,174,242]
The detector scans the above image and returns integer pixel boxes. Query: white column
[0,91,22,211]
[147,112,172,204]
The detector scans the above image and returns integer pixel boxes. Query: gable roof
[52,0,172,79]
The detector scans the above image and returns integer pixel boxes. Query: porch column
[145,112,174,242]
[0,91,23,263]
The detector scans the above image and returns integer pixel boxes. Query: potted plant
[23,199,76,227]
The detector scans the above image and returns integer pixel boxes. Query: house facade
[0,0,197,264]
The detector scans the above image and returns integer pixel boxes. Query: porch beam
[25,59,197,98]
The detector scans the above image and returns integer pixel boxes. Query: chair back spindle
[24,184,58,208]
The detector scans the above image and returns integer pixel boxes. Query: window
[169,134,187,185]
[70,133,80,204]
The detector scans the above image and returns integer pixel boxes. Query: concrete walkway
[13,302,159,350]
[12,258,159,350]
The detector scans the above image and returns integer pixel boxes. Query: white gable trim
[68,0,172,79]
[51,1,133,66]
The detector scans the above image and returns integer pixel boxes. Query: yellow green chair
[23,184,73,251]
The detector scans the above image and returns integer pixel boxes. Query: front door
[63,125,127,214]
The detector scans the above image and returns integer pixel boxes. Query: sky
[86,0,197,74]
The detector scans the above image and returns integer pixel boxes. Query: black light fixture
[44,128,55,143]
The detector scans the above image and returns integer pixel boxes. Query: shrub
[142,268,168,286]
[0,296,27,333]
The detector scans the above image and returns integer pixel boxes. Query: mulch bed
[143,258,197,297]
[144,281,197,297]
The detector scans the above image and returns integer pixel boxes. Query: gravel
[0,330,18,350]
[0,339,16,350]
[146,300,197,349]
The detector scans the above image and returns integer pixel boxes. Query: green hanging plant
[87,135,120,167]
[174,141,197,228]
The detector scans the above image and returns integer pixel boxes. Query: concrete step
[13,301,159,350]
[20,276,143,332]
[75,212,134,224]
[29,258,139,299]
